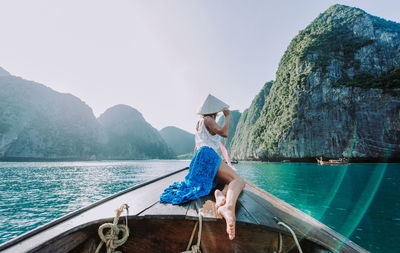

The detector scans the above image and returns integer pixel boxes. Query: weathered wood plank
[185,199,198,219]
[235,198,258,225]
[195,195,219,220]
[240,190,298,232]
[185,186,266,225]
[140,201,189,217]
[120,219,197,253]
[73,237,98,253]
[30,230,91,253]
[200,221,297,253]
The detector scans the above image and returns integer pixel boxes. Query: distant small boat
[0,167,367,252]
[281,160,290,163]
[231,158,238,164]
[316,157,349,165]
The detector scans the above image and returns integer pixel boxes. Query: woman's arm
[204,109,230,138]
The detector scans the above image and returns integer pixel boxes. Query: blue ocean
[0,160,398,252]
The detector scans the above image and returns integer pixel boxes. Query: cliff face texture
[0,74,102,159]
[229,82,273,159]
[217,110,242,150]
[230,5,400,161]
[0,72,173,160]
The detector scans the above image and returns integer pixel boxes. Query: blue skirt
[160,146,222,204]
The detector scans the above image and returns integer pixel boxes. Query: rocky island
[229,5,400,162]
[0,5,399,162]
[0,68,173,160]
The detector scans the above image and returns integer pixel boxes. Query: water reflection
[0,160,190,244]
[0,160,398,252]
[236,162,398,252]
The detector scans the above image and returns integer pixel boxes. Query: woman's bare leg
[215,162,245,240]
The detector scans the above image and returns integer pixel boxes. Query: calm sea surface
[0,160,399,252]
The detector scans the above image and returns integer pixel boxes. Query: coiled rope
[182,210,203,253]
[95,204,130,253]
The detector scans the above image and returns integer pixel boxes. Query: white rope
[182,210,203,253]
[278,232,282,253]
[277,221,303,253]
[95,204,130,253]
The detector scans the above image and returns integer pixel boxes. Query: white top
[195,117,221,151]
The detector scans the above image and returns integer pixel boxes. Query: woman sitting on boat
[160,94,245,240]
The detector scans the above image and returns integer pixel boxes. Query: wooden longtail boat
[0,167,368,253]
[316,157,349,165]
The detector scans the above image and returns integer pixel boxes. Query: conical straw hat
[197,94,229,115]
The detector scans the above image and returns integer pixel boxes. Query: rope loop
[98,223,129,249]
[95,204,130,253]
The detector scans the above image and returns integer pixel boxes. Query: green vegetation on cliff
[337,66,400,89]
[0,71,176,160]
[230,4,400,161]
[280,5,399,74]
[230,81,273,158]
[253,4,400,159]
[0,75,101,159]
[217,110,241,149]
[98,105,174,159]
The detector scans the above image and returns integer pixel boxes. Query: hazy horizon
[1,0,399,133]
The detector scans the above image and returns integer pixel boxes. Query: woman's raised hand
[222,108,230,117]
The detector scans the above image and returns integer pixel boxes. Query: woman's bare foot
[214,189,226,209]
[217,204,236,240]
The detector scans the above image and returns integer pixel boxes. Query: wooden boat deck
[0,167,368,253]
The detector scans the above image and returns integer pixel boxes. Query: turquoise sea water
[0,160,399,252]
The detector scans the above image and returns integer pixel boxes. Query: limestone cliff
[230,81,273,159]
[217,110,242,150]
[230,5,400,161]
[0,70,174,160]
[0,74,103,159]
[98,105,174,159]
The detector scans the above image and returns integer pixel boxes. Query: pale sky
[0,1,399,133]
